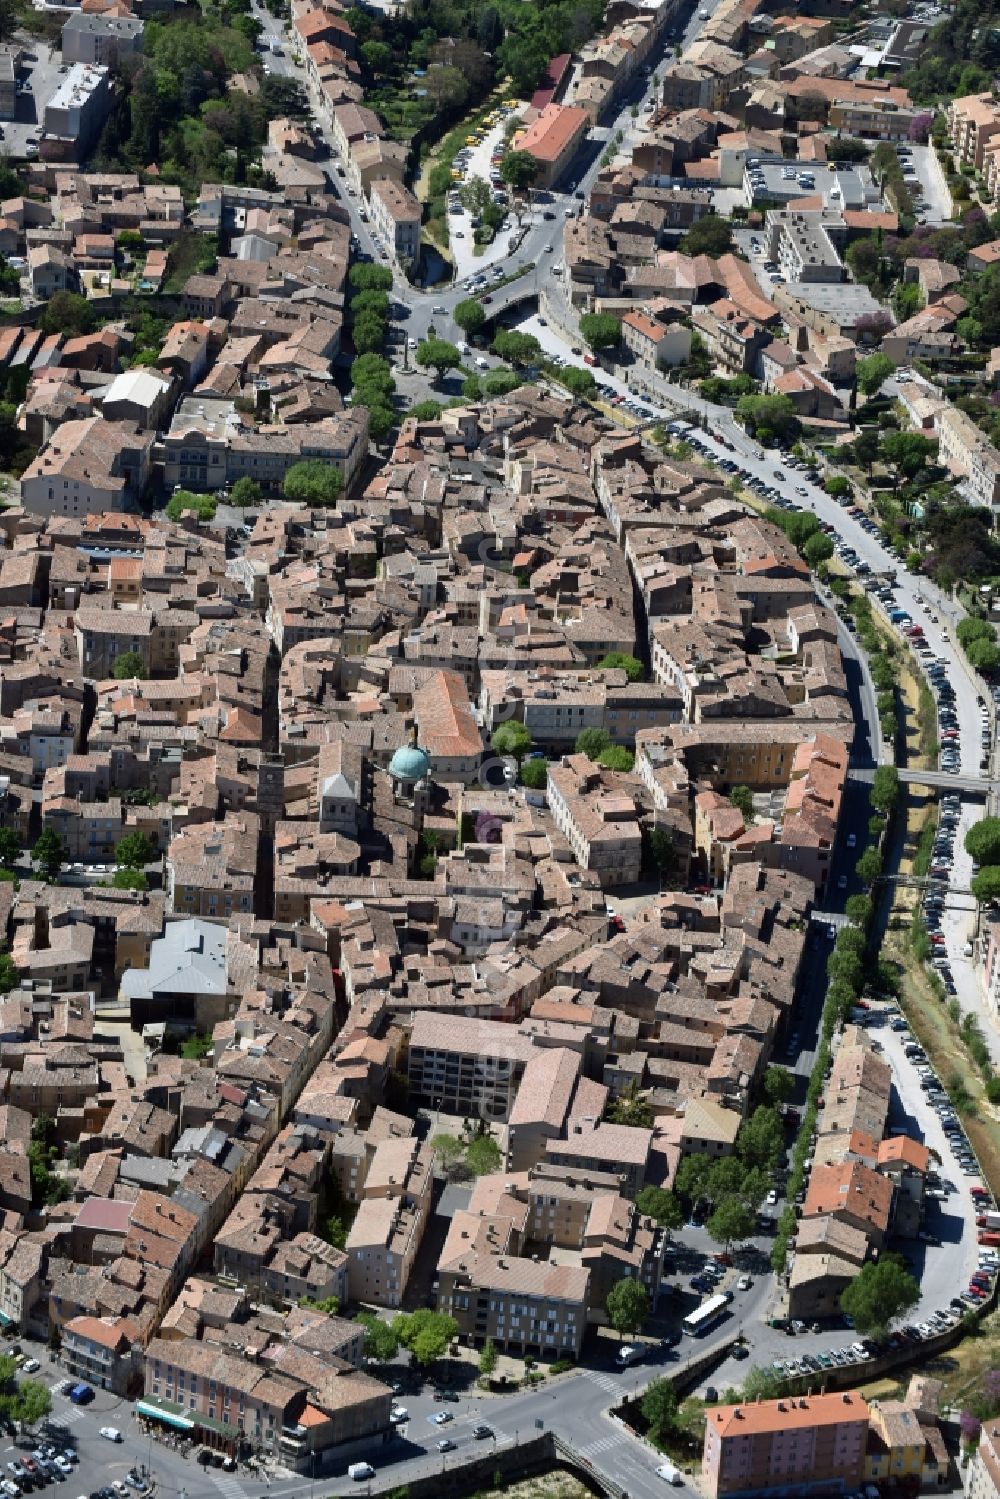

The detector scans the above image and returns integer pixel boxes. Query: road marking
[210,1474,249,1499]
[582,1370,621,1394]
[577,1436,620,1458]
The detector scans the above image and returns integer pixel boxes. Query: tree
[857,352,894,396]
[967,819,1000,866]
[967,639,1000,672]
[357,1313,400,1363]
[597,745,635,772]
[575,728,611,759]
[38,291,97,338]
[709,1156,749,1199]
[393,1309,458,1367]
[229,477,261,507]
[856,846,883,885]
[465,1134,502,1175]
[762,1065,794,1108]
[870,766,899,815]
[491,721,532,761]
[360,38,391,73]
[166,491,216,523]
[803,532,834,569]
[349,264,394,292]
[730,785,754,822]
[491,330,541,366]
[635,1186,683,1230]
[741,1367,785,1402]
[641,1378,679,1442]
[606,1277,650,1338]
[609,1086,654,1129]
[521,756,548,789]
[113,651,146,680]
[0,829,20,870]
[454,298,487,336]
[0,951,18,995]
[645,826,676,878]
[416,338,462,384]
[854,428,880,474]
[579,313,622,351]
[479,1339,498,1380]
[430,1133,464,1170]
[737,1106,784,1170]
[596,652,643,681]
[674,1152,714,1203]
[736,394,800,443]
[840,1255,919,1338]
[499,150,539,192]
[409,401,444,421]
[459,175,493,218]
[283,460,343,507]
[707,1195,756,1250]
[560,366,597,399]
[845,894,874,929]
[972,866,1000,904]
[880,431,935,481]
[679,216,733,257]
[116,832,153,870]
[484,370,523,397]
[32,827,66,884]
[10,1380,50,1430]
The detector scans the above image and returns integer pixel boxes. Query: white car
[389,1407,409,1424]
[21,1358,39,1373]
[100,1428,122,1443]
[737,1275,752,1290]
[432,1411,453,1424]
[766,1189,778,1205]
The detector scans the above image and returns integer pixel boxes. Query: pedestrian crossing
[583,1370,622,1394]
[50,1408,84,1427]
[210,1473,248,1499]
[576,1435,621,1460]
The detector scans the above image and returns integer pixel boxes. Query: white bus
[682,1292,729,1338]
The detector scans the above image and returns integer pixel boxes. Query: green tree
[575,728,612,759]
[870,766,899,815]
[803,532,834,568]
[737,1106,784,1170]
[430,1133,465,1170]
[596,652,643,681]
[0,829,20,870]
[597,745,635,771]
[840,1255,919,1338]
[360,38,391,73]
[32,827,66,884]
[845,894,874,929]
[479,1338,498,1379]
[113,651,146,680]
[180,1033,213,1060]
[408,401,445,421]
[0,951,18,994]
[454,298,487,336]
[741,1366,785,1402]
[349,263,394,292]
[972,866,1000,904]
[762,1065,794,1107]
[736,394,800,443]
[707,1195,756,1250]
[560,366,597,399]
[641,1378,679,1442]
[606,1277,650,1338]
[854,428,880,474]
[880,430,935,481]
[730,785,754,822]
[967,639,1000,672]
[393,1309,458,1367]
[635,1186,683,1230]
[357,1312,400,1363]
[579,313,622,351]
[674,1152,713,1203]
[491,330,541,366]
[678,216,733,257]
[491,721,532,761]
[229,477,261,507]
[856,846,883,885]
[112,868,148,891]
[499,150,539,191]
[38,291,97,337]
[10,1380,51,1430]
[166,491,215,523]
[645,825,676,878]
[459,175,493,217]
[465,1135,502,1175]
[520,757,548,789]
[857,352,894,396]
[116,832,153,870]
[966,819,1000,866]
[416,338,462,383]
[484,370,523,397]
[709,1156,749,1199]
[609,1086,654,1128]
[283,460,343,507]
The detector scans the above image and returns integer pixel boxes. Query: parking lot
[4,42,63,162]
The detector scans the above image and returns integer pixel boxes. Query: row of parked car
[4,1446,75,1496]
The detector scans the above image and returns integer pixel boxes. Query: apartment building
[765,209,846,283]
[514,104,590,189]
[547,754,643,888]
[62,1315,140,1396]
[621,310,691,369]
[702,1392,870,1498]
[21,417,154,519]
[949,92,1000,171]
[936,403,1000,508]
[61,13,144,66]
[344,1139,434,1307]
[166,811,258,921]
[971,1423,1000,1499]
[368,178,420,268]
[439,1252,589,1359]
[42,63,113,154]
[407,1011,537,1121]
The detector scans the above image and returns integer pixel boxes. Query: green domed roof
[389,743,431,782]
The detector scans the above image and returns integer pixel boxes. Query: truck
[889,609,911,624]
[656,1462,684,1486]
[68,1384,93,1405]
[615,1344,645,1367]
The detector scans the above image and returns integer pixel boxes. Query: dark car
[473,1425,493,1440]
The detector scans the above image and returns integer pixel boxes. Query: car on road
[390,1408,409,1424]
[437,1439,456,1453]
[474,1425,494,1439]
[737,1275,752,1290]
[99,1430,121,1444]
[432,1412,453,1425]
[21,1359,39,1374]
